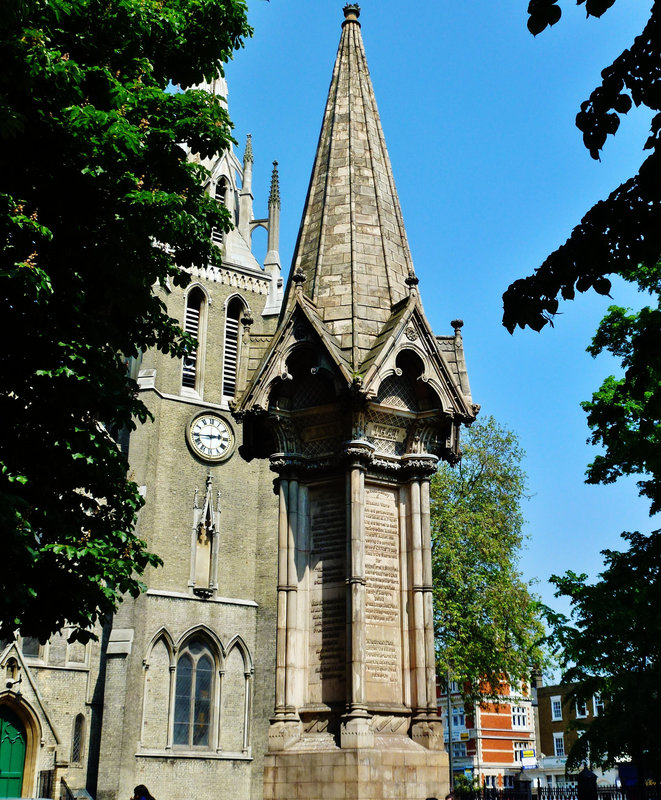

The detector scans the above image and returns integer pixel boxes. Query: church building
[0,7,476,800]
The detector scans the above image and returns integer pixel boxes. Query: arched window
[181,288,205,393]
[71,714,84,764]
[173,638,214,748]
[211,177,228,246]
[5,657,18,682]
[222,297,244,401]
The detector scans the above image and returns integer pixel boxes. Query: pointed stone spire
[238,133,254,240]
[264,160,283,311]
[282,4,417,370]
[268,160,280,207]
[244,132,254,164]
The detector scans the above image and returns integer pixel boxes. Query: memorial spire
[282,3,417,371]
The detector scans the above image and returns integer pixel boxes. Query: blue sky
[225,0,654,614]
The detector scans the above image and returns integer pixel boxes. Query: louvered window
[222,297,243,400]
[182,289,204,391]
[211,178,228,246]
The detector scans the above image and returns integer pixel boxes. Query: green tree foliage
[548,529,661,775]
[503,5,661,771]
[581,261,661,514]
[0,0,251,642]
[431,416,546,704]
[503,0,660,334]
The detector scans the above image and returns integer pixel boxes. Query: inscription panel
[308,482,346,704]
[364,485,402,701]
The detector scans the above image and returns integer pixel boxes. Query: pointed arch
[172,630,220,750]
[144,628,175,666]
[219,642,251,754]
[222,294,249,403]
[0,693,42,797]
[175,625,224,660]
[224,635,253,674]
[70,713,85,764]
[181,284,209,396]
[141,631,173,750]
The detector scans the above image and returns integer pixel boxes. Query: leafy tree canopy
[581,261,661,514]
[431,416,547,705]
[503,0,660,335]
[0,0,251,642]
[548,529,661,774]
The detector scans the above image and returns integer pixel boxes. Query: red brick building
[438,680,536,787]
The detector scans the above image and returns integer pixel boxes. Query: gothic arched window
[181,288,205,393]
[71,714,84,764]
[173,638,215,748]
[222,297,244,401]
[211,177,228,246]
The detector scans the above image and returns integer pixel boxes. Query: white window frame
[512,704,529,729]
[451,705,466,729]
[451,741,467,759]
[553,732,566,757]
[551,695,563,721]
[575,700,588,718]
[593,693,605,716]
[513,741,527,762]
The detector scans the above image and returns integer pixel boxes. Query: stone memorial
[236,5,478,798]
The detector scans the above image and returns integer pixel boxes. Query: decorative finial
[269,160,280,206]
[342,4,361,24]
[405,268,419,292]
[293,266,306,294]
[451,319,464,336]
[244,133,253,164]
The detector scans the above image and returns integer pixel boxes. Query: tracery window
[173,638,215,747]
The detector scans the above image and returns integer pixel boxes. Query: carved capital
[269,453,306,476]
[345,439,375,468]
[401,453,439,479]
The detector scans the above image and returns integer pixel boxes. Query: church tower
[236,6,477,800]
[95,78,284,800]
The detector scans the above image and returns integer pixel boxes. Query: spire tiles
[282,3,417,371]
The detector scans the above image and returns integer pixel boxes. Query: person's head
[133,785,155,800]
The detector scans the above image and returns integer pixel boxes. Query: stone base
[263,736,449,800]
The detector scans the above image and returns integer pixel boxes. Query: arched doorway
[0,705,26,798]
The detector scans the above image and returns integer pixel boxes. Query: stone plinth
[264,737,449,800]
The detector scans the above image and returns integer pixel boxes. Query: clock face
[188,414,234,462]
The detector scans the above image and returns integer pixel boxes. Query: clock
[187,413,234,462]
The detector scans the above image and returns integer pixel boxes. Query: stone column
[284,476,300,719]
[273,475,289,720]
[408,457,444,749]
[421,475,438,717]
[408,475,428,716]
[341,441,374,748]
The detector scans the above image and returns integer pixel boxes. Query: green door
[0,707,26,798]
